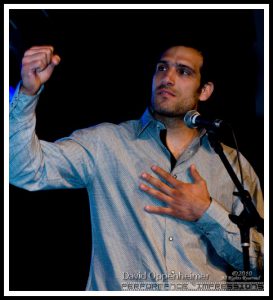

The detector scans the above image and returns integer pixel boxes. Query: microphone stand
[207,129,264,272]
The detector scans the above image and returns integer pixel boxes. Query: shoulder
[201,134,260,183]
[221,143,260,184]
[69,119,140,143]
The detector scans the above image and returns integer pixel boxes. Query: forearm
[196,198,264,275]
[9,82,43,188]
[9,82,87,190]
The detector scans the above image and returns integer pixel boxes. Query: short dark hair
[151,32,215,88]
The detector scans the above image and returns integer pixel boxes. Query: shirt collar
[137,107,166,137]
[137,107,207,141]
[192,127,208,154]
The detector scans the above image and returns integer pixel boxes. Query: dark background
[9,9,265,291]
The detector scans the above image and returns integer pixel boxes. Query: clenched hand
[20,46,61,95]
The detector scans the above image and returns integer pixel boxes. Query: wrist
[19,85,38,96]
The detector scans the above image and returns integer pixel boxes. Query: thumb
[51,54,61,66]
[190,164,203,183]
[45,55,61,73]
[38,55,61,83]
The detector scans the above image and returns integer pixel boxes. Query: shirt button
[173,174,177,179]
[169,236,174,241]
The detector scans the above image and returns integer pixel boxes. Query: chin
[155,109,184,118]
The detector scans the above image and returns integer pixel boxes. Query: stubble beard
[151,94,197,119]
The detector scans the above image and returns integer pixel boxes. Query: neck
[154,112,196,134]
[153,112,200,159]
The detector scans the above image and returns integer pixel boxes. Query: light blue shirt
[9,83,263,291]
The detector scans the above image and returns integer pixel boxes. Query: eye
[156,64,168,72]
[177,67,192,76]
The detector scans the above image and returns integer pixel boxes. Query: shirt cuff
[9,81,44,117]
[195,198,238,235]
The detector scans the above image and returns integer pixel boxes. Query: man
[9,43,263,291]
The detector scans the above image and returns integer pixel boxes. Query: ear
[199,82,214,102]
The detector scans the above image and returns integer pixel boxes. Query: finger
[29,45,54,51]
[151,165,179,187]
[52,54,61,66]
[139,183,173,204]
[144,205,175,216]
[22,54,60,76]
[25,46,54,56]
[190,164,204,183]
[38,60,59,81]
[23,52,52,68]
[140,172,173,196]
[24,47,54,65]
[22,59,49,74]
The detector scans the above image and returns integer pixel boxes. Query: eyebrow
[157,60,196,74]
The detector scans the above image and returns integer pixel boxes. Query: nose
[161,67,176,86]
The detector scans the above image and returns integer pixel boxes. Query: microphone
[184,110,225,130]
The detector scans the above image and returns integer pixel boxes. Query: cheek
[151,76,158,91]
[178,81,200,95]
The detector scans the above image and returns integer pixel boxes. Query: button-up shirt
[9,83,263,291]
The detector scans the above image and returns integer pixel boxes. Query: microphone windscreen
[184,110,200,128]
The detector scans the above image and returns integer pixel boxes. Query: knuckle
[22,57,28,65]
[153,190,161,198]
[37,60,44,68]
[200,179,206,186]
[42,52,48,60]
[45,48,53,57]
[156,180,163,188]
[170,189,179,198]
[169,189,175,197]
[175,181,183,189]
[23,50,31,57]
[145,173,151,180]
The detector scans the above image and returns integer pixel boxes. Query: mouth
[157,88,176,97]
